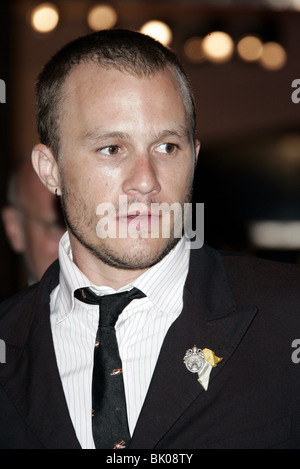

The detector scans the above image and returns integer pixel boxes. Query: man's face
[2,164,64,283]
[20,190,64,282]
[56,63,199,271]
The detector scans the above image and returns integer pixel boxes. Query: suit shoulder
[0,284,38,337]
[0,282,38,311]
[220,249,300,307]
[221,249,300,281]
[0,260,59,339]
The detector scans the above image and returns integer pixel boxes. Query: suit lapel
[0,262,81,449]
[130,246,258,449]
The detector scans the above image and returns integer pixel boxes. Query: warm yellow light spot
[202,31,234,63]
[87,4,117,31]
[259,42,287,70]
[237,35,263,62]
[30,3,59,33]
[140,20,172,46]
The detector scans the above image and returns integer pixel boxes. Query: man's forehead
[59,62,185,127]
[58,61,192,141]
[62,61,180,97]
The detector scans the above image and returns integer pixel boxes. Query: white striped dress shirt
[50,232,190,449]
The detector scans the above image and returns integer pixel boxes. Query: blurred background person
[1,156,65,286]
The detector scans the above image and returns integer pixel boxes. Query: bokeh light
[264,0,292,9]
[140,20,173,46]
[291,0,300,10]
[30,3,59,33]
[184,37,205,63]
[87,4,117,31]
[259,41,287,70]
[202,31,234,63]
[237,35,263,62]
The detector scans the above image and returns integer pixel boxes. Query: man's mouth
[118,212,161,227]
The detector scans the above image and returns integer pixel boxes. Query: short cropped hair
[36,29,196,159]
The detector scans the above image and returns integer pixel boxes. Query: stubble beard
[59,179,193,271]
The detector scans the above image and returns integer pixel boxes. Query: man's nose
[122,153,161,198]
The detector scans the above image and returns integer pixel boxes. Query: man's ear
[194,139,201,167]
[31,144,61,196]
[1,206,25,253]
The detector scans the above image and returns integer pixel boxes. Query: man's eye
[156,143,178,154]
[99,145,120,155]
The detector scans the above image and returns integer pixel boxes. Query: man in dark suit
[1,29,300,450]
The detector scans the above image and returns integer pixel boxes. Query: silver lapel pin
[183,346,206,381]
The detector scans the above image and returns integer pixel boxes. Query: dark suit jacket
[1,244,300,449]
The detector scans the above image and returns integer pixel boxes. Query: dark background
[1,0,300,300]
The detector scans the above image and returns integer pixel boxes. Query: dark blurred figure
[1,157,65,284]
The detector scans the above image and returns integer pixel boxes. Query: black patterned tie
[74,287,145,449]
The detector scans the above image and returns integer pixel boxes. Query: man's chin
[87,236,180,271]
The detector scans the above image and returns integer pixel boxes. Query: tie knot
[74,287,145,327]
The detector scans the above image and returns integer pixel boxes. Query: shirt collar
[131,237,190,313]
[54,231,190,322]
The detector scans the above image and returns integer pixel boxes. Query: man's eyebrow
[79,130,131,145]
[153,127,191,141]
[79,126,191,146]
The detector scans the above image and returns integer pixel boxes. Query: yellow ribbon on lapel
[203,348,223,367]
